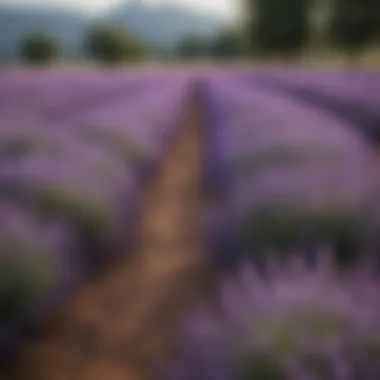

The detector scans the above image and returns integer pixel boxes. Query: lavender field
[0,68,380,380]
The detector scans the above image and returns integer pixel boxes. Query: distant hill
[107,1,225,49]
[0,2,226,61]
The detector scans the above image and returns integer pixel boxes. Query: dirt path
[3,91,209,380]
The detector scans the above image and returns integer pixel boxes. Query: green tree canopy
[19,32,59,65]
[175,35,211,60]
[245,0,313,59]
[327,0,379,60]
[84,25,149,66]
[211,28,245,60]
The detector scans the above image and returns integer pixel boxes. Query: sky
[0,0,238,18]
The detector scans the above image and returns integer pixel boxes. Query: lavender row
[161,251,380,380]
[0,204,83,360]
[0,73,183,128]
[161,72,380,380]
[0,73,192,358]
[202,76,380,271]
[243,69,380,143]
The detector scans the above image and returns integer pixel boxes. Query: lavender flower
[76,123,148,165]
[0,127,62,159]
[0,154,134,270]
[0,203,80,324]
[203,76,380,268]
[162,250,380,380]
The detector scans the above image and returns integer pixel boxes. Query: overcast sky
[0,0,238,18]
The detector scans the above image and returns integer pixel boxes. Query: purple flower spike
[161,250,380,380]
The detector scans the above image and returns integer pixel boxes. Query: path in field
[4,90,210,380]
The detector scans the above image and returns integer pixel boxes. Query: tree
[211,29,245,61]
[84,25,148,66]
[19,32,59,65]
[245,0,313,60]
[327,0,379,63]
[175,36,211,60]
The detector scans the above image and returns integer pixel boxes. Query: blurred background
[0,0,379,69]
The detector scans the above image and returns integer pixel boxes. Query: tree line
[176,0,380,62]
[18,25,148,66]
[19,0,380,66]
[246,0,379,61]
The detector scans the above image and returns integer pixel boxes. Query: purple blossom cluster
[202,75,380,269]
[161,250,380,380]
[71,75,192,177]
[245,69,380,143]
[0,72,192,356]
[0,202,81,357]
